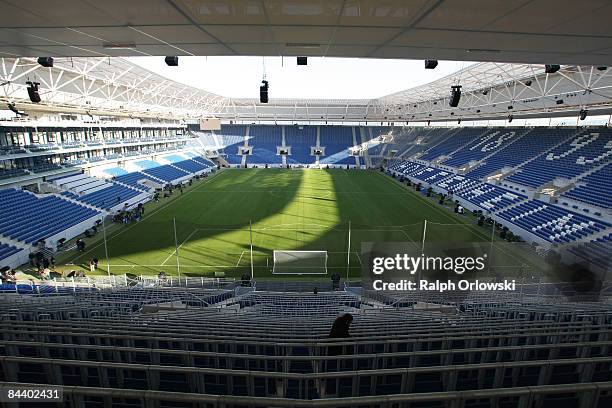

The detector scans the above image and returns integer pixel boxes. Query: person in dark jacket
[329,313,353,338]
[330,271,341,291]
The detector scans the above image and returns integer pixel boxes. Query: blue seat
[0,189,101,245]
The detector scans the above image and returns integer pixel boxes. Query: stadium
[0,1,611,407]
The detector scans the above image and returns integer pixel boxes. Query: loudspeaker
[165,56,179,66]
[424,59,438,69]
[556,99,564,105]
[297,57,307,66]
[449,85,461,107]
[7,103,27,116]
[545,64,560,74]
[260,80,269,103]
[26,81,41,103]
[37,57,54,67]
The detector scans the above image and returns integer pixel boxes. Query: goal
[272,250,328,275]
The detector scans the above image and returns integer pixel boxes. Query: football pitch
[61,169,527,279]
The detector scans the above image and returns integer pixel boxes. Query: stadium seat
[506,129,612,188]
[216,125,247,164]
[247,125,283,164]
[286,125,317,164]
[0,189,101,244]
[563,163,612,208]
[319,126,356,165]
[497,200,609,243]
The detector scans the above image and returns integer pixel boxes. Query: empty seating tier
[442,128,524,167]
[319,126,355,165]
[0,286,610,405]
[439,175,526,211]
[0,189,100,244]
[568,233,611,270]
[0,242,23,262]
[171,158,210,173]
[142,164,190,183]
[419,127,487,161]
[114,172,159,190]
[497,199,609,243]
[248,126,282,164]
[467,128,575,179]
[217,125,246,164]
[286,125,317,164]
[507,129,612,188]
[563,163,612,208]
[74,183,141,210]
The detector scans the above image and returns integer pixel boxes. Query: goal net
[272,250,328,275]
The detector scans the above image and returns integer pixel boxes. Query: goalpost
[272,250,328,275]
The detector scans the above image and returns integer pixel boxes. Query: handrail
[1,381,611,406]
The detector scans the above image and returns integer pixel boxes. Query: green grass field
[58,169,541,279]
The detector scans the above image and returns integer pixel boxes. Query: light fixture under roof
[103,43,137,50]
[286,43,320,48]
[466,48,501,53]
[425,59,438,69]
[545,64,561,74]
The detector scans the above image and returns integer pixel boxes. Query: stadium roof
[1,0,611,66]
[0,57,229,118]
[2,57,611,122]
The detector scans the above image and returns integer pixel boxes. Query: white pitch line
[99,264,349,269]
[399,229,422,251]
[235,250,245,266]
[67,170,225,263]
[161,228,199,266]
[354,251,363,265]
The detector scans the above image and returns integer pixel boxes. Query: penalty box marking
[235,250,363,267]
[157,225,411,268]
[101,264,359,269]
[160,228,200,266]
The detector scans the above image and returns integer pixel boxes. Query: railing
[137,275,235,289]
[2,275,236,295]
[1,366,611,405]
